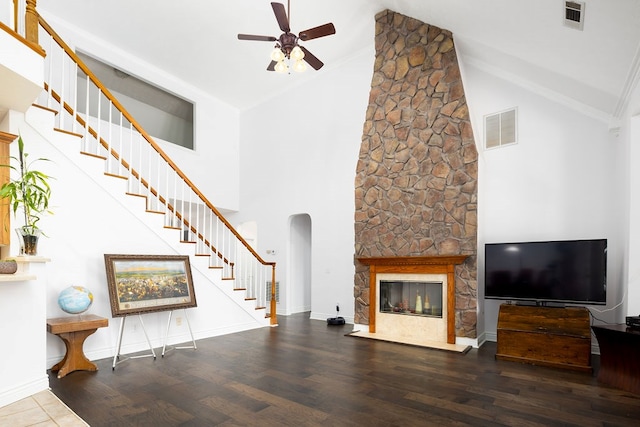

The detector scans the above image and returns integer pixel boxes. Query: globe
[58,286,94,314]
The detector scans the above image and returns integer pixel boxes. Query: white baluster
[106,100,112,174]
[59,53,65,129]
[117,113,123,177]
[83,76,89,152]
[47,35,53,110]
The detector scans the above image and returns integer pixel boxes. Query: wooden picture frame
[104,254,197,317]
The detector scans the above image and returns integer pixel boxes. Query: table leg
[51,328,99,378]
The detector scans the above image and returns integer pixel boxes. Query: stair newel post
[25,0,38,45]
[270,264,277,325]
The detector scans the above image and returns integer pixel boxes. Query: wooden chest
[496,304,592,372]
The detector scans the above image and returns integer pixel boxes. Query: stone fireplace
[354,10,478,342]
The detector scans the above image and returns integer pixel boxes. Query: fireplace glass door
[379,280,443,317]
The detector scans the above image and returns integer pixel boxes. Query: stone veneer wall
[354,10,478,338]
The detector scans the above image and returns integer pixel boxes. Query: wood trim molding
[357,255,469,344]
[0,132,16,247]
[0,131,18,145]
[357,255,469,266]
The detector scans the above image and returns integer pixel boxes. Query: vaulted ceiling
[38,0,640,119]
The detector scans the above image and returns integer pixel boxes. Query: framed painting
[104,254,197,317]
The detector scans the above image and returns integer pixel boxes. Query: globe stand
[112,314,156,370]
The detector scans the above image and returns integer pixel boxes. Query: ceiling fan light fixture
[270,46,285,62]
[238,2,335,73]
[293,59,307,73]
[274,60,289,73]
[290,45,305,61]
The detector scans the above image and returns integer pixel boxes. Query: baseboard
[457,335,480,349]
[309,311,354,324]
[485,331,497,342]
[0,376,49,408]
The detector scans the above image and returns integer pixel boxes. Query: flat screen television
[484,239,607,305]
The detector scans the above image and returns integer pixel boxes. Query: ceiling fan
[237,1,336,73]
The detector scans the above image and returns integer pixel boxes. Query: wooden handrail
[37,16,273,269]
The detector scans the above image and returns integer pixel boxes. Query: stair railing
[27,12,276,323]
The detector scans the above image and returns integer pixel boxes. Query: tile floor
[0,390,88,427]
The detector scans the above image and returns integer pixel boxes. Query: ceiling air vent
[564,1,585,30]
[484,108,517,150]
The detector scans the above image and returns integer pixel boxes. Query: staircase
[2,2,277,327]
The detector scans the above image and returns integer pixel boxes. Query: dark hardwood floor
[49,313,640,426]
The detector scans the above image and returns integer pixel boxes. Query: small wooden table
[592,324,640,394]
[47,314,109,378]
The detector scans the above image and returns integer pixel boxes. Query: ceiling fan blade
[267,61,277,71]
[299,23,336,41]
[271,2,290,33]
[299,45,324,70]
[238,34,277,42]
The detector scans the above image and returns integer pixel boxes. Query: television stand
[496,304,592,372]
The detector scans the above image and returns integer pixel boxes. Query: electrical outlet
[176,317,182,326]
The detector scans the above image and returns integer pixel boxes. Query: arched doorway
[288,214,312,314]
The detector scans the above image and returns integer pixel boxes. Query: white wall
[0,261,48,408]
[463,63,628,339]
[231,48,374,322]
[626,78,640,316]
[288,213,312,314]
[0,2,11,27]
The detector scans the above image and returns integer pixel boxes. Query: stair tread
[80,151,107,160]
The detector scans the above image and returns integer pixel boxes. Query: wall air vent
[484,108,517,150]
[267,281,280,302]
[564,1,585,30]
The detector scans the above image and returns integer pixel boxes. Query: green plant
[0,135,53,235]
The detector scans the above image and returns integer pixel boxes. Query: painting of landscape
[104,254,197,316]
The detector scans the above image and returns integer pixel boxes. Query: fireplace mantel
[357,256,469,267]
[357,255,469,344]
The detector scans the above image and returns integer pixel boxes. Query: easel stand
[162,309,197,357]
[112,314,156,370]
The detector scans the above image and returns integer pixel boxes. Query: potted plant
[0,135,53,255]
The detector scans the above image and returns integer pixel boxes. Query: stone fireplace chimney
[354,10,478,339]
